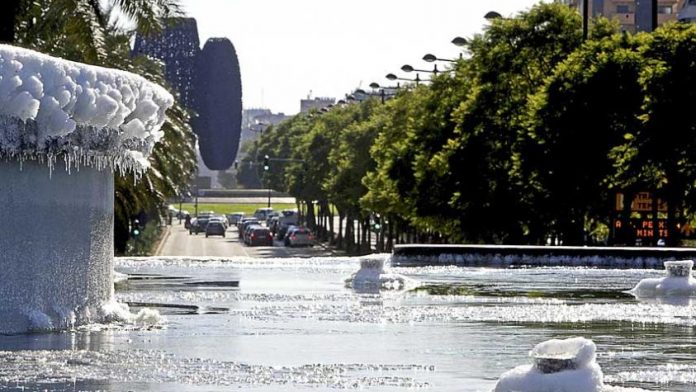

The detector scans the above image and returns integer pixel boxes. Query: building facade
[300,96,336,113]
[562,0,683,32]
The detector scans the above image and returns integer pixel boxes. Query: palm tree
[7,0,181,61]
[7,0,197,253]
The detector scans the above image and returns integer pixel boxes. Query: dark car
[189,217,209,235]
[243,224,262,244]
[238,219,260,238]
[247,227,273,246]
[205,221,226,238]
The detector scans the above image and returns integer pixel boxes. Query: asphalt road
[158,222,335,258]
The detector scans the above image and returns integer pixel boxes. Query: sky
[180,0,543,115]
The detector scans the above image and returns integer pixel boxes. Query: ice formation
[494,337,604,392]
[630,260,696,298]
[0,45,172,334]
[0,44,173,173]
[345,255,418,293]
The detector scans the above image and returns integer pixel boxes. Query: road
[158,222,335,258]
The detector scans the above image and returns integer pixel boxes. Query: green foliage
[241,3,696,248]
[12,0,197,253]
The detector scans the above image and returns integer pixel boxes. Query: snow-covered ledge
[0,45,173,334]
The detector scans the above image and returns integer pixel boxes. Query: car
[276,210,299,239]
[226,212,245,225]
[237,217,258,231]
[247,227,273,246]
[253,207,274,221]
[189,216,210,235]
[265,211,280,225]
[205,221,226,238]
[243,224,262,244]
[238,219,260,238]
[209,216,228,229]
[284,226,314,247]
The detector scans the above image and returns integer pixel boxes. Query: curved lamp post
[484,11,503,20]
[368,82,399,103]
[386,72,422,85]
[401,63,439,75]
[451,36,468,47]
[423,53,457,63]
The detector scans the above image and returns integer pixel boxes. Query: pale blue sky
[181,0,544,114]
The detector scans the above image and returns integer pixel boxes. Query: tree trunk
[328,205,335,243]
[306,200,316,230]
[0,0,20,44]
[356,216,361,252]
[337,211,344,249]
[387,215,394,252]
[377,216,384,252]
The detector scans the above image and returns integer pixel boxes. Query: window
[616,4,630,13]
[658,5,672,14]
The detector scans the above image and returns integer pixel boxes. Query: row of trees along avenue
[242,3,696,252]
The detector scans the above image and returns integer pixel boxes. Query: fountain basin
[0,45,172,333]
[0,160,113,333]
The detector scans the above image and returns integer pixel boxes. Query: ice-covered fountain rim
[0,44,174,174]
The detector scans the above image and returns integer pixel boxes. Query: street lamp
[386,73,422,85]
[484,11,502,20]
[401,64,439,74]
[263,155,271,208]
[451,36,468,47]
[368,82,399,104]
[423,53,457,63]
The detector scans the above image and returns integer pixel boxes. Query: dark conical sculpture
[195,38,243,170]
[132,19,242,171]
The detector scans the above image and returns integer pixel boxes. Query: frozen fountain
[0,45,172,333]
[630,260,696,298]
[494,337,604,392]
[345,255,417,293]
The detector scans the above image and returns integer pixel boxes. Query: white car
[284,226,314,247]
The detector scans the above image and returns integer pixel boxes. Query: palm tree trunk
[0,0,21,43]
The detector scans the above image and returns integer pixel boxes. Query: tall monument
[133,18,243,172]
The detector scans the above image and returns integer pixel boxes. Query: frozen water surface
[1,256,695,391]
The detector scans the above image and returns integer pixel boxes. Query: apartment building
[562,0,685,32]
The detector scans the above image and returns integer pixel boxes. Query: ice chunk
[121,118,146,139]
[92,94,119,128]
[5,91,40,120]
[20,74,43,98]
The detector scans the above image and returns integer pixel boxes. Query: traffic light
[263,155,270,171]
[132,219,141,237]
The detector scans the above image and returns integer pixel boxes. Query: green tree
[616,23,696,244]
[437,2,583,243]
[522,29,644,245]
